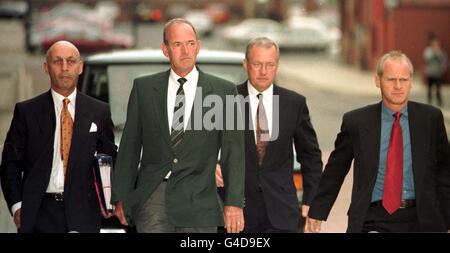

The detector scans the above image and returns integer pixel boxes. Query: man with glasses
[217,37,322,232]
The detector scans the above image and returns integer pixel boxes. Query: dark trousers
[244,190,297,233]
[32,194,68,233]
[427,77,443,106]
[362,205,419,233]
[134,181,217,233]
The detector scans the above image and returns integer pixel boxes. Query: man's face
[243,46,278,92]
[376,58,412,111]
[44,42,83,96]
[161,23,200,77]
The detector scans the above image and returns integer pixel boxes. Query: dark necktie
[382,112,403,214]
[170,77,187,149]
[256,93,269,166]
[61,98,73,177]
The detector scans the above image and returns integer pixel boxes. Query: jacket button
[173,158,178,164]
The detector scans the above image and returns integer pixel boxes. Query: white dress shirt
[164,67,198,179]
[167,67,198,133]
[11,89,76,215]
[247,81,273,142]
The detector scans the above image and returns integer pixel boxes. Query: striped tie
[256,93,269,166]
[170,77,187,149]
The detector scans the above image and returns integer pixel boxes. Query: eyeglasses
[250,61,277,71]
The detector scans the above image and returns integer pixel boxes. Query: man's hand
[305,216,322,233]
[13,209,21,229]
[224,205,244,233]
[114,201,129,226]
[301,205,310,218]
[215,163,224,187]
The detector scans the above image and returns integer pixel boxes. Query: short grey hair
[376,50,414,77]
[163,18,198,44]
[245,37,280,61]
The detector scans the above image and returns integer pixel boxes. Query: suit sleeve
[0,104,26,213]
[293,98,323,205]
[308,114,354,220]
[435,110,450,228]
[97,105,117,160]
[220,84,245,208]
[111,80,142,204]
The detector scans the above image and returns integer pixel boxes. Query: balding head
[44,40,83,97]
[46,40,81,63]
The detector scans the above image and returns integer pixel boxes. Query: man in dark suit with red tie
[0,41,117,232]
[306,51,450,232]
[215,37,322,232]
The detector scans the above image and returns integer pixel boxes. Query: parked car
[0,0,28,19]
[223,18,333,51]
[28,2,132,54]
[134,2,163,23]
[284,16,334,51]
[206,3,231,24]
[183,10,214,37]
[222,18,283,48]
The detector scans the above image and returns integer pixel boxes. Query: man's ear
[44,62,49,75]
[161,42,169,58]
[375,74,381,88]
[243,58,248,72]
[78,61,83,75]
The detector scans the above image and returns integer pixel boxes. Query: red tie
[382,112,403,214]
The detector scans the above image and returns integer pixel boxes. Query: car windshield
[106,63,247,127]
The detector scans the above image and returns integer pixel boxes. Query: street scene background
[0,0,449,233]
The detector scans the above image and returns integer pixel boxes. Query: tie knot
[393,112,402,120]
[63,98,70,107]
[178,77,187,86]
[257,93,262,100]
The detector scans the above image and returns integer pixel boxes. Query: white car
[223,18,333,51]
[184,10,214,37]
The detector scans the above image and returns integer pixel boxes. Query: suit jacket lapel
[361,102,382,184]
[151,70,171,146]
[407,101,427,187]
[35,91,56,142]
[261,84,283,164]
[33,91,56,174]
[237,82,258,161]
[176,69,213,151]
[67,92,93,175]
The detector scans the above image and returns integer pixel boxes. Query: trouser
[134,181,217,233]
[243,189,297,233]
[362,204,419,233]
[33,193,68,233]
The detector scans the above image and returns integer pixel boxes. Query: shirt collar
[169,66,199,89]
[381,102,408,119]
[51,88,77,110]
[247,81,273,99]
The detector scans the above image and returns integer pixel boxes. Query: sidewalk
[279,56,450,123]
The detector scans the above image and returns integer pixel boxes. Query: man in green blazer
[111,18,245,233]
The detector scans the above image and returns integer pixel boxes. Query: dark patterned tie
[61,98,73,178]
[256,93,269,166]
[170,77,187,149]
[383,112,403,214]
